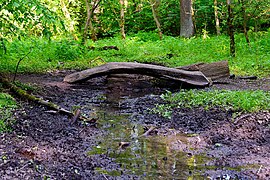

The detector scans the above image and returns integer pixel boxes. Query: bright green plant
[0,32,269,76]
[0,93,17,132]
[0,0,64,40]
[153,89,270,119]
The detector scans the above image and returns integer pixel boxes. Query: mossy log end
[64,62,210,87]
[0,75,74,117]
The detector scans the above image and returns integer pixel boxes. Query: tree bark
[64,62,210,87]
[180,0,194,38]
[119,0,126,39]
[227,0,235,57]
[177,60,230,80]
[214,0,221,35]
[150,0,162,40]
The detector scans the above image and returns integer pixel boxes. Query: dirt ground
[0,71,270,179]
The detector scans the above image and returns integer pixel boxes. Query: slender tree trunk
[214,0,221,35]
[1,38,7,54]
[239,0,250,46]
[227,0,235,57]
[180,0,194,38]
[254,19,258,32]
[83,0,92,43]
[83,0,100,44]
[119,0,126,39]
[150,0,162,40]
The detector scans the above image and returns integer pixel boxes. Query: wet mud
[0,71,270,179]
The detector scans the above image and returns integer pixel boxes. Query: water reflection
[88,111,210,179]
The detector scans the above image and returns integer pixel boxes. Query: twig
[257,165,263,174]
[13,48,33,82]
[102,173,109,180]
[70,109,81,124]
[139,126,156,138]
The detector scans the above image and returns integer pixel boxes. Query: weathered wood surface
[64,62,210,87]
[177,60,230,80]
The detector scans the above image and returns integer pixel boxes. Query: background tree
[238,0,250,46]
[119,0,126,39]
[214,0,221,35]
[83,0,101,43]
[227,0,235,57]
[1,0,269,40]
[180,0,194,38]
[150,0,163,40]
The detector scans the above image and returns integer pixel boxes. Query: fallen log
[64,62,210,87]
[177,60,230,80]
[0,75,85,120]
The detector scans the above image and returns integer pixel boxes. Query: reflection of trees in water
[97,105,207,178]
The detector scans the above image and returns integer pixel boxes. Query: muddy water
[85,77,215,179]
[88,109,213,179]
[4,73,268,179]
[80,76,262,179]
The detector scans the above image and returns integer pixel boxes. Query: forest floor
[0,71,270,179]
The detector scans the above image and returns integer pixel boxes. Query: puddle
[84,76,259,179]
[88,110,215,179]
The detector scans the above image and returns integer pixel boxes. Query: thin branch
[13,48,33,82]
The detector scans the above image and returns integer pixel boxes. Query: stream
[7,73,268,179]
[84,76,245,179]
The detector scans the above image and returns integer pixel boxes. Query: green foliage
[153,89,270,119]
[1,0,269,41]
[0,93,17,132]
[0,32,269,76]
[0,0,64,40]
[159,0,180,36]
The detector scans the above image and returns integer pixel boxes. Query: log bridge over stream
[64,61,230,88]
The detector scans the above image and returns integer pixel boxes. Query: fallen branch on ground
[0,75,87,121]
[139,126,156,138]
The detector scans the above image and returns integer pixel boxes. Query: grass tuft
[152,89,270,119]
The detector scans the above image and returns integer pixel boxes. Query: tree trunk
[150,0,162,40]
[119,0,126,39]
[180,0,194,38]
[64,62,210,87]
[227,0,235,57]
[239,0,250,46]
[83,0,100,44]
[214,0,221,35]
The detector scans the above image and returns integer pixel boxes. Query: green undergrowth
[0,31,269,77]
[0,92,17,132]
[152,89,270,119]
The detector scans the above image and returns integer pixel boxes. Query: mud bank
[0,72,269,179]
